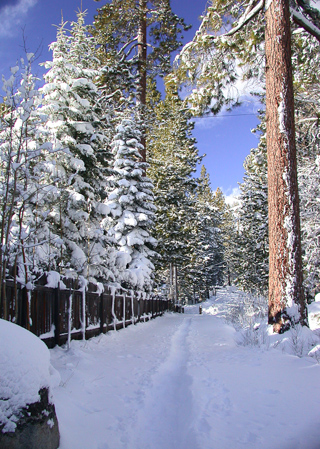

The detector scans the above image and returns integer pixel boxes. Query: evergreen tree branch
[296,0,320,26]
[118,36,139,56]
[223,0,264,37]
[291,6,320,42]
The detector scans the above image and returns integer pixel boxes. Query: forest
[0,0,319,333]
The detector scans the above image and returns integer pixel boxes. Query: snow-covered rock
[0,319,59,449]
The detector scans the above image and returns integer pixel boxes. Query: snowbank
[0,320,52,433]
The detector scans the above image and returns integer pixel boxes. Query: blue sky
[0,0,261,200]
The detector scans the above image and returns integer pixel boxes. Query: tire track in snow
[129,317,201,449]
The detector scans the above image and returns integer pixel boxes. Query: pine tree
[214,188,238,287]
[91,0,190,161]
[106,118,157,291]
[187,166,225,299]
[40,11,115,282]
[235,122,269,295]
[0,55,53,318]
[147,86,201,300]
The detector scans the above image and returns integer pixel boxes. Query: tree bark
[265,0,307,332]
[137,0,147,162]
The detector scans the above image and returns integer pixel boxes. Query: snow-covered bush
[222,290,269,347]
[226,291,267,330]
[236,322,269,348]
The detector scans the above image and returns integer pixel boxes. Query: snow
[0,319,53,433]
[265,0,273,11]
[49,288,320,449]
[46,271,61,289]
[10,65,19,75]
[307,300,320,330]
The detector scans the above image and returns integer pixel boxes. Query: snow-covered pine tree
[203,176,225,288]
[235,121,269,296]
[40,11,115,282]
[147,86,201,300]
[0,55,53,318]
[213,187,238,287]
[186,166,225,300]
[106,118,157,292]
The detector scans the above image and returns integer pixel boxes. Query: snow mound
[308,300,320,330]
[0,320,52,433]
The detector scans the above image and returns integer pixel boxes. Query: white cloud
[0,0,38,38]
[223,187,240,207]
[193,114,225,130]
[193,96,262,131]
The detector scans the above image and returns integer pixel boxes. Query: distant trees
[147,84,228,301]
[147,86,200,300]
[189,166,225,297]
[232,118,269,295]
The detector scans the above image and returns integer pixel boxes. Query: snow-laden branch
[118,36,139,57]
[296,0,320,27]
[296,117,319,124]
[177,0,320,67]
[223,0,264,37]
[176,0,265,62]
[117,35,155,60]
[291,7,320,43]
[96,88,122,101]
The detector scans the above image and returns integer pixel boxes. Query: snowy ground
[50,288,320,449]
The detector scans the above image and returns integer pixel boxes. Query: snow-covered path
[50,290,320,449]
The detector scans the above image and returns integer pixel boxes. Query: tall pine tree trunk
[265,0,307,332]
[137,0,147,162]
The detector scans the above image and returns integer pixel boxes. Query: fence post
[123,292,126,328]
[131,293,134,325]
[54,283,60,346]
[100,291,104,334]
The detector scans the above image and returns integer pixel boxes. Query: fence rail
[1,275,170,348]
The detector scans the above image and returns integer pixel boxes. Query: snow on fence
[1,275,170,348]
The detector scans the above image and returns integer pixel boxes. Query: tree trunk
[137,0,147,162]
[265,0,307,332]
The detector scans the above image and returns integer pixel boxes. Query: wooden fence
[1,276,170,348]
